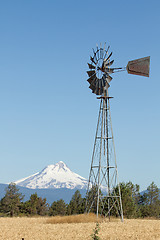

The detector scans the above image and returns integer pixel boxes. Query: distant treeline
[0,182,160,218]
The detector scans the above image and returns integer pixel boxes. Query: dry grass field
[0,215,160,240]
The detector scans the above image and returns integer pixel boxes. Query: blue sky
[0,0,159,191]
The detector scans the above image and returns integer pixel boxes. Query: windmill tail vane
[127,56,150,77]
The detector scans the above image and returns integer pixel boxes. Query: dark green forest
[0,182,160,218]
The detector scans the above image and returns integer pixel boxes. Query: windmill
[85,43,150,221]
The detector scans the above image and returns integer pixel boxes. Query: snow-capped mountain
[14,161,88,190]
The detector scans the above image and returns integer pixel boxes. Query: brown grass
[0,217,160,240]
[46,213,103,224]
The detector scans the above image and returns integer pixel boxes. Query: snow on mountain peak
[14,161,88,190]
[49,161,68,171]
[56,161,67,167]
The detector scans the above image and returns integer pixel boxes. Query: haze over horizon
[0,1,160,191]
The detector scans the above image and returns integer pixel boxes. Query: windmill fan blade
[92,48,98,62]
[91,82,97,92]
[105,80,110,89]
[89,84,95,91]
[107,75,112,83]
[96,78,99,89]
[95,88,99,95]
[87,70,96,77]
[104,73,112,83]
[89,78,97,89]
[99,80,110,94]
[90,56,96,65]
[88,63,96,69]
[87,74,96,84]
[97,79,103,95]
[101,76,106,87]
[89,77,97,89]
[104,67,114,74]
[105,52,113,62]
[99,79,103,95]
[104,45,110,59]
[100,48,103,59]
[100,87,103,95]
[104,60,114,67]
[104,77,110,89]
[93,79,99,95]
[96,47,99,59]
[99,79,102,89]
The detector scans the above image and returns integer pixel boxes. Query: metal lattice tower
[85,43,150,220]
[85,90,123,221]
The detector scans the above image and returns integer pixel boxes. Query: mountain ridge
[0,183,86,204]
